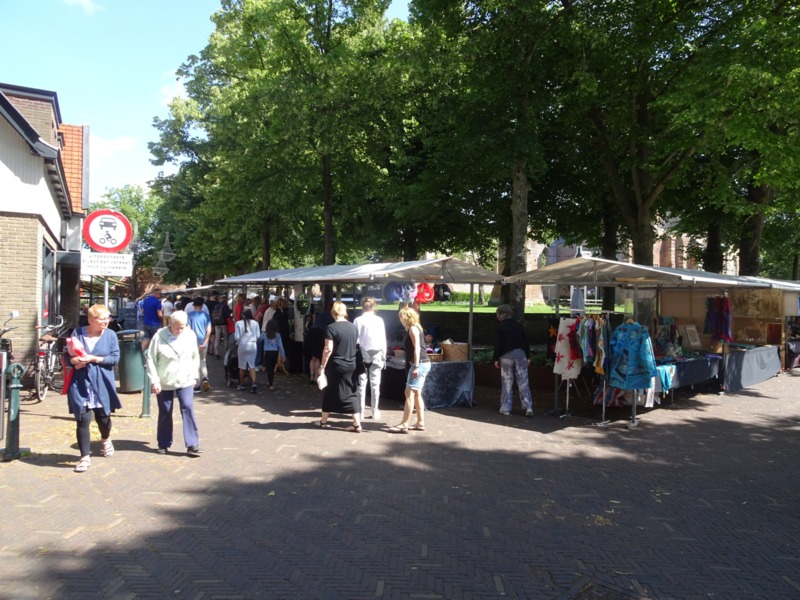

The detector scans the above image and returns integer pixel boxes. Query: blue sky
[0,0,408,205]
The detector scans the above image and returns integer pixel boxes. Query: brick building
[0,83,88,369]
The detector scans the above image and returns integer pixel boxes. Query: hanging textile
[594,316,609,377]
[546,318,559,363]
[608,321,657,390]
[704,295,733,342]
[593,384,626,407]
[553,317,583,379]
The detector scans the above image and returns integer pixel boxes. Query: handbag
[316,372,328,390]
[355,344,366,376]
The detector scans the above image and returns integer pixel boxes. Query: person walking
[261,319,286,391]
[205,291,220,357]
[211,293,232,358]
[235,308,261,393]
[353,296,386,420]
[161,294,175,326]
[388,307,430,433]
[315,301,361,432]
[65,304,122,473]
[187,297,213,392]
[304,304,333,384]
[141,288,163,350]
[146,311,202,456]
[493,303,534,417]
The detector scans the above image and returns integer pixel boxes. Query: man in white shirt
[161,295,175,326]
[353,297,387,420]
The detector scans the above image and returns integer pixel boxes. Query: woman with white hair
[146,310,202,456]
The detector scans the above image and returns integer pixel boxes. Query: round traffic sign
[82,209,133,253]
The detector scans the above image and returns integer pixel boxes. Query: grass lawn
[377,303,620,314]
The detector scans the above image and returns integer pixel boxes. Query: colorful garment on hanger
[594,316,608,376]
[704,296,733,342]
[546,318,559,363]
[593,384,626,407]
[553,317,582,379]
[608,321,657,390]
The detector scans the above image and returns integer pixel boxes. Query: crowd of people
[70,289,539,472]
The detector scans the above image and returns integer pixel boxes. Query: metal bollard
[2,363,30,461]
[140,365,151,418]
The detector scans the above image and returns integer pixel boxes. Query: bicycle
[1,311,20,401]
[34,315,66,401]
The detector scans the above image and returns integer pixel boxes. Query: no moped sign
[82,209,133,253]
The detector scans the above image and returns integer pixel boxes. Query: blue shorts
[406,361,431,390]
[143,325,160,340]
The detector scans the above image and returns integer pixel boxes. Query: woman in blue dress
[65,304,122,473]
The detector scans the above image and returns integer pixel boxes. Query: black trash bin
[117,329,145,393]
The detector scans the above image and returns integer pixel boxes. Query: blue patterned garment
[608,322,657,390]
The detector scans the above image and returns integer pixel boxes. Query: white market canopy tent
[215,257,504,286]
[506,256,800,291]
[215,257,503,359]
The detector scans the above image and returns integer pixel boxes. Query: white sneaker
[525,408,534,417]
[372,410,382,420]
[499,409,511,416]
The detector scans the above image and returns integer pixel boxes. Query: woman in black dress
[316,301,362,432]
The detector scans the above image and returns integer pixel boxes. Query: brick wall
[4,94,58,147]
[0,214,44,369]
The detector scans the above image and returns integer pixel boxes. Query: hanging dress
[553,317,583,379]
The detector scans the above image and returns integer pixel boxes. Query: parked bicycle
[1,311,20,399]
[34,315,66,401]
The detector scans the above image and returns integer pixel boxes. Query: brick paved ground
[1,361,798,600]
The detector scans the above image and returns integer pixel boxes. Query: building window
[42,243,55,324]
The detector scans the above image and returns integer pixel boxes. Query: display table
[786,340,800,371]
[381,360,474,409]
[655,355,723,393]
[724,345,781,393]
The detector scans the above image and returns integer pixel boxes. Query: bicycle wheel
[48,352,64,394]
[34,359,48,401]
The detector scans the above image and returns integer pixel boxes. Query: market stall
[508,256,799,423]
[216,257,502,409]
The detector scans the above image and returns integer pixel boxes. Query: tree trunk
[322,153,335,265]
[702,219,724,273]
[402,229,418,262]
[738,183,771,276]
[262,214,272,270]
[509,158,531,321]
[601,201,618,311]
[628,210,654,265]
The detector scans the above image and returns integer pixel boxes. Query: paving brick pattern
[1,362,799,599]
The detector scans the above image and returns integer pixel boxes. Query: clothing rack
[550,308,623,419]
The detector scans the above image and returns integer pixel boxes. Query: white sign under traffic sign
[81,251,133,277]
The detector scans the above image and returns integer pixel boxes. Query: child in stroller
[223,343,241,387]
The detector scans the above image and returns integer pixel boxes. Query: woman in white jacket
[146,311,202,456]
[235,308,261,393]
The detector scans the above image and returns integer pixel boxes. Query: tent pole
[468,283,474,360]
[552,294,561,415]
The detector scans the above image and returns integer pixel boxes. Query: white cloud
[62,0,104,15]
[159,77,186,107]
[86,133,178,205]
[90,134,137,171]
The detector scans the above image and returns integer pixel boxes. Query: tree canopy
[144,0,800,291]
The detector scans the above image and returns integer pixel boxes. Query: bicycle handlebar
[0,326,19,336]
[36,315,65,331]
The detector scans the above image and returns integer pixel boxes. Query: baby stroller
[223,343,240,388]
